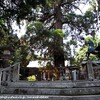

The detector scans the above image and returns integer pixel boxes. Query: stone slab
[7,80,100,88]
[1,80,100,95]
[1,86,100,95]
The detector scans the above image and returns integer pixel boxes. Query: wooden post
[47,71,50,81]
[41,72,43,80]
[87,61,94,80]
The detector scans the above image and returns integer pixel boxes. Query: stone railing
[0,62,20,86]
[81,61,100,80]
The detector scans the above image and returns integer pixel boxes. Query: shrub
[27,75,36,81]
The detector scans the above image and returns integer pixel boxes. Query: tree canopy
[0,0,100,67]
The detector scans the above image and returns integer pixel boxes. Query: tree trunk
[54,3,65,68]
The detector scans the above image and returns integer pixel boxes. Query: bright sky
[12,20,26,38]
[76,2,90,14]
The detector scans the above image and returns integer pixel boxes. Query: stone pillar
[17,63,20,81]
[65,68,70,80]
[72,70,77,81]
[59,65,64,80]
[10,65,19,82]
[43,71,46,80]
[2,71,7,81]
[6,71,9,81]
[87,61,94,80]
[7,68,13,82]
[12,67,18,82]
[2,69,8,81]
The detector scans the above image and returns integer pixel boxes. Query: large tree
[24,0,99,67]
[24,0,83,67]
[0,0,100,68]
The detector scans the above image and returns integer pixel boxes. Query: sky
[12,20,26,38]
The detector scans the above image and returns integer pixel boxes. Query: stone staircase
[0,62,100,100]
[0,80,100,100]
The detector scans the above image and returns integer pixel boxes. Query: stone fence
[0,62,20,86]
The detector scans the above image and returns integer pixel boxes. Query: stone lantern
[3,48,11,59]
[0,46,12,68]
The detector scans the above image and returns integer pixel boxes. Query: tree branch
[61,1,83,14]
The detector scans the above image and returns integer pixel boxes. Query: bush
[27,75,36,81]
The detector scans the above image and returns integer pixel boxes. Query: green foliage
[53,29,64,38]
[70,40,77,45]
[27,75,36,81]
[0,18,31,66]
[89,0,100,11]
[0,18,21,64]
[26,21,65,59]
[75,47,87,65]
[85,36,99,47]
[33,21,44,33]
[45,0,61,7]
[75,36,100,65]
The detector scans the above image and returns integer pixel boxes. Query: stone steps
[6,80,100,88]
[1,80,100,100]
[2,86,100,95]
